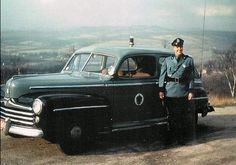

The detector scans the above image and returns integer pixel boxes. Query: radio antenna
[200,0,206,76]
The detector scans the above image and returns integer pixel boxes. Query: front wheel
[58,123,87,155]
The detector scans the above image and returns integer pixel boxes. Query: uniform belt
[166,77,186,83]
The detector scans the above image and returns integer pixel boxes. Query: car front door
[112,55,165,128]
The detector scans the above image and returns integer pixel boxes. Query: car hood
[5,72,111,98]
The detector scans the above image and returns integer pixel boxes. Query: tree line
[203,44,236,98]
[1,44,235,98]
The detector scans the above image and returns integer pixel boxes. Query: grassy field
[209,95,236,107]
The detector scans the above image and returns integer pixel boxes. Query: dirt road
[1,106,236,165]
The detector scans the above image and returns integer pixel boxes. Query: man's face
[173,46,183,58]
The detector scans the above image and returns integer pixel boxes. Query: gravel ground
[1,106,236,165]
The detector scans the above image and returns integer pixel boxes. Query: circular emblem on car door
[134,93,144,106]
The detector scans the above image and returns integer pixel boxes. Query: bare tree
[213,44,236,97]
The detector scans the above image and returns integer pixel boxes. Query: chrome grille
[0,99,35,126]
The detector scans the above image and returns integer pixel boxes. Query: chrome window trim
[81,52,118,73]
[61,52,76,72]
[117,54,158,79]
[118,76,157,80]
[81,52,94,72]
[53,105,109,112]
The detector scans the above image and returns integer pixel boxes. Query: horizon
[2,25,236,33]
[1,0,236,32]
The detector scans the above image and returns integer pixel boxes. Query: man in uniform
[159,38,195,144]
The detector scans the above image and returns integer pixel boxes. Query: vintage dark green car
[1,46,214,153]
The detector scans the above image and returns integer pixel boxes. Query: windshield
[83,54,116,75]
[63,53,90,72]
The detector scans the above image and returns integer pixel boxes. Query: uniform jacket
[159,54,195,97]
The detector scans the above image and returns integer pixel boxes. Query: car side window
[84,54,103,72]
[117,58,136,77]
[64,53,90,72]
[118,55,156,78]
[83,54,116,74]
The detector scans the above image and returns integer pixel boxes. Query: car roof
[74,46,173,59]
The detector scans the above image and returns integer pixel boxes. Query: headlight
[32,99,43,115]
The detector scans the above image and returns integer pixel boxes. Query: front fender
[37,93,109,111]
[36,93,111,136]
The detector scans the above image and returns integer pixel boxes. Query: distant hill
[1,26,236,64]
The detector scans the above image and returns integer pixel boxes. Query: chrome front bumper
[3,118,43,137]
[1,98,43,137]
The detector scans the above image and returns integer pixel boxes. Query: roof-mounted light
[129,36,134,47]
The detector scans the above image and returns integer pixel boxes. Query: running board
[112,120,168,132]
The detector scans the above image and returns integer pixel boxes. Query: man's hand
[159,92,165,100]
[188,92,193,100]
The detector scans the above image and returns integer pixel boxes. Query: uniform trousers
[165,96,195,143]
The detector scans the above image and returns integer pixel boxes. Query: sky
[1,0,236,31]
